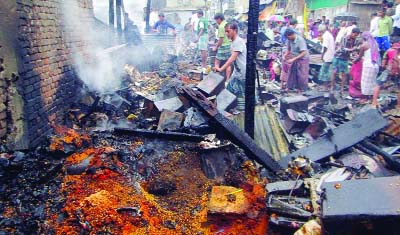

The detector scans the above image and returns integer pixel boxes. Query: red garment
[349,60,367,98]
[385,48,400,76]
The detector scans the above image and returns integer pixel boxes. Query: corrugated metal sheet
[233,105,289,161]
[142,34,176,52]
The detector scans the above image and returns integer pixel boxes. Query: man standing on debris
[213,13,232,81]
[215,23,246,102]
[376,9,393,56]
[318,25,335,89]
[281,28,310,91]
[194,10,209,72]
[330,27,361,95]
[153,13,176,35]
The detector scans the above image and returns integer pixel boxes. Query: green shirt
[218,20,230,46]
[378,16,393,37]
[197,17,208,35]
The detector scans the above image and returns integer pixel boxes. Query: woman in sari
[358,31,380,98]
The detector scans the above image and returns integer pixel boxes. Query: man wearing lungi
[213,13,232,81]
[281,28,310,91]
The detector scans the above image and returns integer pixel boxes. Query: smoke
[93,0,147,32]
[60,0,125,94]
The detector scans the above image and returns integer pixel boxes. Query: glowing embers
[49,125,91,154]
[49,126,268,234]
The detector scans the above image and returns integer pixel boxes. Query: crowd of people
[148,0,400,109]
[263,0,400,109]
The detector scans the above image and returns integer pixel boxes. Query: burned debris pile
[2,51,400,235]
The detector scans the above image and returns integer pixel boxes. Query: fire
[47,127,268,234]
[49,125,91,152]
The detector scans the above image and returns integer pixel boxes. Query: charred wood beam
[177,86,283,173]
[379,131,400,142]
[244,0,259,138]
[109,0,114,28]
[321,176,400,219]
[116,0,123,42]
[359,140,400,173]
[113,127,205,142]
[279,109,388,168]
[145,0,152,33]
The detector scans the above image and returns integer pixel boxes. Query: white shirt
[322,31,335,62]
[190,14,199,32]
[345,25,356,36]
[392,4,400,28]
[335,27,346,44]
[370,17,379,36]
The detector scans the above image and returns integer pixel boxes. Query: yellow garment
[218,20,230,46]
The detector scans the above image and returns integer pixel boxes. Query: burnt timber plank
[177,86,283,173]
[321,176,400,219]
[113,128,205,142]
[279,109,388,168]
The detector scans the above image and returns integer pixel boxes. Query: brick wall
[13,0,94,148]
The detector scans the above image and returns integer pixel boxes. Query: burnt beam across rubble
[358,140,400,173]
[113,127,205,142]
[177,86,283,173]
[279,109,388,168]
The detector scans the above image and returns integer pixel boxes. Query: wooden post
[116,0,122,43]
[145,0,152,33]
[109,0,114,28]
[244,0,259,139]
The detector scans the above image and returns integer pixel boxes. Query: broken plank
[359,140,400,173]
[279,109,388,168]
[177,86,283,173]
[113,127,204,142]
[321,176,400,219]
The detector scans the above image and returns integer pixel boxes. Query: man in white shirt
[190,11,199,34]
[370,13,379,36]
[392,0,400,36]
[345,21,358,37]
[335,21,347,44]
[318,25,335,89]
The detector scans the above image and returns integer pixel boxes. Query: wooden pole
[109,0,114,28]
[145,0,152,33]
[244,0,259,138]
[116,0,122,42]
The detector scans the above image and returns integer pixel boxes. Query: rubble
[294,219,321,235]
[3,40,400,235]
[178,86,283,173]
[216,89,238,113]
[321,176,400,233]
[279,109,388,168]
[154,96,184,112]
[157,110,184,131]
[197,72,225,96]
[208,186,250,215]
